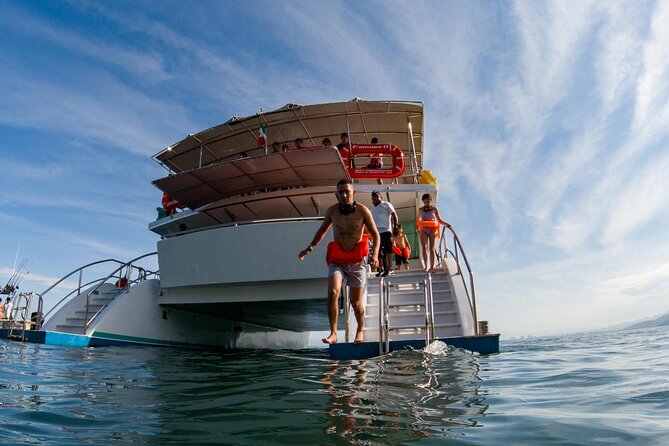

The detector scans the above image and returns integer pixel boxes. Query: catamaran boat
[1,99,499,359]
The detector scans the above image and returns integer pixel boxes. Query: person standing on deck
[0,299,4,320]
[336,132,349,151]
[299,179,380,345]
[336,132,353,168]
[4,297,13,320]
[370,191,398,277]
[417,193,451,272]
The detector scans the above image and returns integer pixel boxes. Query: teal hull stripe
[38,331,192,348]
[92,331,192,347]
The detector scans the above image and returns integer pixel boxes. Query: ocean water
[1,327,667,445]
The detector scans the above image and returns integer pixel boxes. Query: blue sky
[2,0,668,337]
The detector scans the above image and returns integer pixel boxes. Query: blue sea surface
[1,327,667,445]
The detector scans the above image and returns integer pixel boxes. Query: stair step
[364,319,460,331]
[56,324,85,329]
[367,297,453,307]
[367,285,452,294]
[386,310,457,317]
[75,305,105,312]
[389,322,462,331]
[88,298,113,304]
[368,281,450,291]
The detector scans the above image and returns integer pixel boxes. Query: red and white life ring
[339,143,405,179]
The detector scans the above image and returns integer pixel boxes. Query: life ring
[339,144,405,179]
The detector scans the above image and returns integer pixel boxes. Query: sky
[1,0,668,338]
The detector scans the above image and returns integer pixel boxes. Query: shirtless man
[299,179,380,344]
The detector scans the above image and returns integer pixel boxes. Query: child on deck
[392,224,411,270]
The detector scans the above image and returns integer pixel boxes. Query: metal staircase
[363,270,463,354]
[35,252,158,336]
[53,284,124,334]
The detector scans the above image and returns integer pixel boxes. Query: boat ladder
[6,292,37,341]
[378,273,435,355]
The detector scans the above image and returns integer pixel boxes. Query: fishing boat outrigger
[1,99,499,359]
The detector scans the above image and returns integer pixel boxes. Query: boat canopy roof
[153,147,348,210]
[153,99,424,173]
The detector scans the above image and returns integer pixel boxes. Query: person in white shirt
[5,297,13,320]
[370,191,398,277]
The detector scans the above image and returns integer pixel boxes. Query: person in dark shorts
[392,224,411,270]
[370,191,398,277]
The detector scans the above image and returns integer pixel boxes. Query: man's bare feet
[354,331,364,344]
[322,333,337,344]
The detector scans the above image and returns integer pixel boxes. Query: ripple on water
[0,327,668,445]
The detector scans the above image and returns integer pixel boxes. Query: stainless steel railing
[35,254,158,335]
[83,252,158,334]
[39,259,127,322]
[377,273,436,354]
[437,226,478,334]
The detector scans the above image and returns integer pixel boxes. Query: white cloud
[632,0,669,145]
[0,71,193,155]
[0,4,171,82]
[602,150,669,244]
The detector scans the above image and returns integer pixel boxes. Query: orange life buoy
[392,245,411,258]
[417,220,440,237]
[339,144,405,179]
[326,235,369,265]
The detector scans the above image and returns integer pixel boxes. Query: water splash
[423,340,449,356]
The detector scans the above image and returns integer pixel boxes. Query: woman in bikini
[416,193,450,272]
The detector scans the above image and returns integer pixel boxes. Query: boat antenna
[12,242,20,275]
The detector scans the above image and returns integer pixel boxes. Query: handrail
[383,278,390,354]
[426,272,435,343]
[7,292,35,340]
[438,226,478,335]
[378,277,387,355]
[422,279,431,343]
[160,216,326,239]
[84,252,158,334]
[408,121,420,183]
[344,286,350,343]
[42,276,121,320]
[38,259,125,299]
